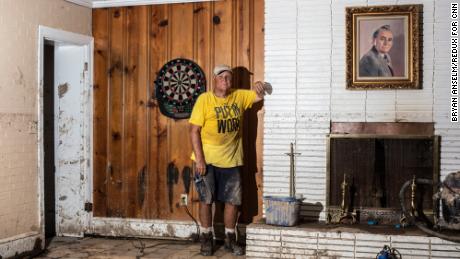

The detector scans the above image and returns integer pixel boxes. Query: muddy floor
[32,236,244,259]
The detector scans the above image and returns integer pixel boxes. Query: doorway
[38,26,93,239]
[43,41,56,240]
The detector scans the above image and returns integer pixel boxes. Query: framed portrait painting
[346,5,423,89]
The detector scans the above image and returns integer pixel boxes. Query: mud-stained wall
[0,0,91,240]
[92,0,265,223]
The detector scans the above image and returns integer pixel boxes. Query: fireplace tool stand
[329,173,357,224]
[285,143,301,197]
[263,143,302,226]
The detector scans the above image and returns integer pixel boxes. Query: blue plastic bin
[264,196,300,226]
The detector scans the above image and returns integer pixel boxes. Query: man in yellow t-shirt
[189,64,266,256]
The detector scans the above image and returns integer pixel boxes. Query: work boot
[199,232,214,256]
[224,233,244,256]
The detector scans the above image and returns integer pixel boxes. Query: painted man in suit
[359,25,395,77]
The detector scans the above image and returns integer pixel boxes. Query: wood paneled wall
[92,0,264,223]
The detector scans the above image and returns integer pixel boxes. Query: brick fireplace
[246,123,460,259]
[327,122,439,225]
[251,0,460,257]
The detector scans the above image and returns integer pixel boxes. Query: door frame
[38,26,94,237]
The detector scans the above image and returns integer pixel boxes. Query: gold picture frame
[346,5,423,89]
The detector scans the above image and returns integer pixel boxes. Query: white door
[54,43,87,236]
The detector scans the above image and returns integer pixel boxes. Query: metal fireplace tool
[329,173,357,224]
[285,142,301,197]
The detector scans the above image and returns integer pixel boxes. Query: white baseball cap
[213,64,233,76]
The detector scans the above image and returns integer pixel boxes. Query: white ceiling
[65,0,218,8]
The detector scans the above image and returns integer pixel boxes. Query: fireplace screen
[327,135,439,224]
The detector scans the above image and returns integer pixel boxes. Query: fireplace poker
[285,143,301,197]
[330,173,357,224]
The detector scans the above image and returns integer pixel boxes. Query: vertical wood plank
[236,0,251,71]
[170,3,194,59]
[138,6,150,218]
[92,8,109,217]
[253,0,264,83]
[123,6,134,219]
[166,3,194,220]
[107,7,125,218]
[237,0,259,224]
[212,0,233,67]
[194,2,212,82]
[209,0,235,225]
[148,4,169,219]
[192,0,212,220]
[124,6,149,218]
[253,0,265,222]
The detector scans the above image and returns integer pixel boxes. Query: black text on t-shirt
[214,103,241,134]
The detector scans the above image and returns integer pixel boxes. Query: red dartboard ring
[155,58,206,119]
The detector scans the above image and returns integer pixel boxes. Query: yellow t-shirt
[189,89,257,168]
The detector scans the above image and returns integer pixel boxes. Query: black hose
[399,178,433,220]
[183,204,200,242]
[412,219,460,243]
[399,178,460,243]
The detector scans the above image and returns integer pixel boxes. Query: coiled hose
[399,178,460,243]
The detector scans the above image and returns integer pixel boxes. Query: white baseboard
[0,232,43,259]
[89,217,198,239]
[88,217,247,239]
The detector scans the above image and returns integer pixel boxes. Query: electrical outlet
[180,194,188,206]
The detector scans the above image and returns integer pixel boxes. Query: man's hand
[190,124,207,175]
[254,81,266,103]
[195,159,206,175]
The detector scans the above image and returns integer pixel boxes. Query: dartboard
[155,58,206,119]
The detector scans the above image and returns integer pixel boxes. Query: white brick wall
[264,0,457,220]
[246,224,460,258]
[0,0,91,240]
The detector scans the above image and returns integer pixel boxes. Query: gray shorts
[194,164,242,206]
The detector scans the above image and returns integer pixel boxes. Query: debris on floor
[33,236,244,259]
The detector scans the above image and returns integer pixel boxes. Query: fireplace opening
[327,134,439,225]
